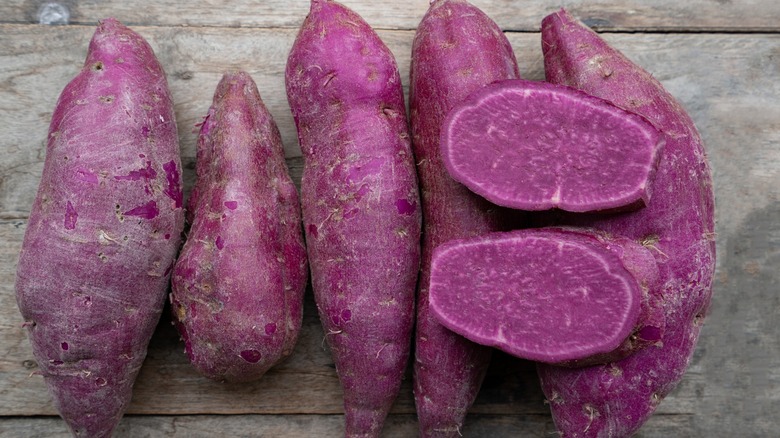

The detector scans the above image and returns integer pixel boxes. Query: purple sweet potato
[285,1,421,436]
[169,71,308,383]
[15,18,184,437]
[409,0,521,435]
[535,9,716,437]
[440,79,664,213]
[428,227,662,365]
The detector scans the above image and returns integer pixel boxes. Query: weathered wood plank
[3,0,780,32]
[0,413,695,437]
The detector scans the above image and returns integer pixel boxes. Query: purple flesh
[441,79,664,212]
[429,228,643,363]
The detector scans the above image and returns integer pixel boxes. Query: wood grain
[1,10,779,438]
[0,413,696,437]
[2,0,780,32]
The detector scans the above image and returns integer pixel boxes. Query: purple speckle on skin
[638,325,662,342]
[124,200,159,219]
[163,160,183,208]
[75,169,98,184]
[308,224,319,239]
[51,360,64,365]
[139,154,146,158]
[115,161,156,181]
[141,126,150,137]
[341,309,352,322]
[395,199,416,215]
[240,349,262,363]
[164,233,171,240]
[64,201,78,229]
[95,377,107,387]
[224,200,239,210]
[265,323,277,335]
[215,236,225,250]
[61,342,69,351]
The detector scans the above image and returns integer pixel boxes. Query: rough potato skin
[15,18,184,438]
[536,9,716,437]
[409,0,520,436]
[285,1,421,436]
[170,72,308,383]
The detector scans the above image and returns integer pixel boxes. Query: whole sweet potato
[285,1,421,436]
[170,71,308,382]
[536,9,716,437]
[15,18,184,437]
[409,0,520,435]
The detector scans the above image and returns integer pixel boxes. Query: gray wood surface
[2,0,780,31]
[1,2,779,437]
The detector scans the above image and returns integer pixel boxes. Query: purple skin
[441,79,665,213]
[15,18,184,438]
[170,71,308,383]
[428,227,662,366]
[535,9,716,437]
[285,1,421,436]
[409,0,520,435]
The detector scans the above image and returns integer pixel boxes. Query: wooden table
[1,1,779,436]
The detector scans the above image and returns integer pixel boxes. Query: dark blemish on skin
[64,201,78,229]
[51,360,64,365]
[224,201,238,210]
[99,95,115,104]
[265,323,277,335]
[395,199,416,216]
[164,233,171,240]
[215,236,225,250]
[163,161,183,208]
[61,342,69,351]
[240,349,262,363]
[95,377,107,386]
[123,201,160,219]
[638,325,662,341]
[91,62,104,72]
